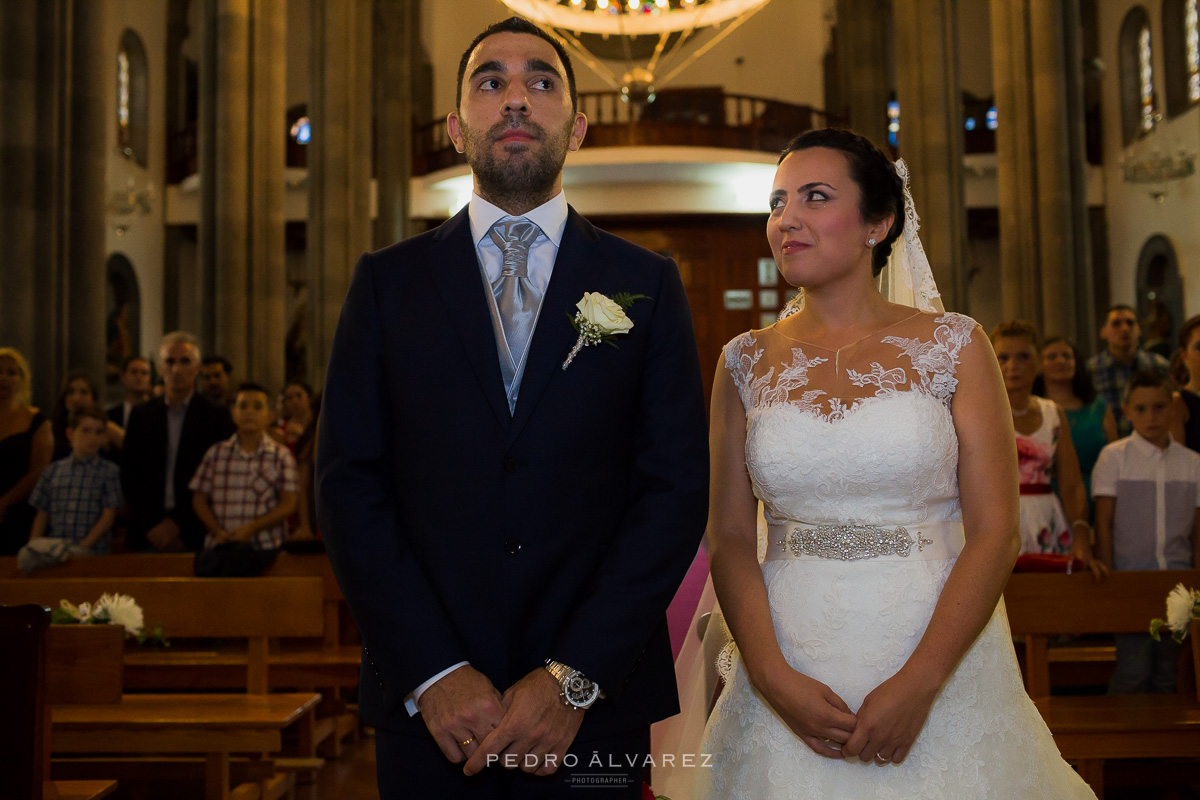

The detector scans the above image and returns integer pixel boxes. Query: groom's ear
[447,111,465,154]
[568,111,587,153]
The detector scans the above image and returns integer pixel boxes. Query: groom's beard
[462,116,573,211]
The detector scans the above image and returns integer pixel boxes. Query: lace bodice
[723,311,978,528]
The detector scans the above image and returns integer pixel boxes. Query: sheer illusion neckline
[770,310,924,351]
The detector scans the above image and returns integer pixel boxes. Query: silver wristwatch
[545,658,604,710]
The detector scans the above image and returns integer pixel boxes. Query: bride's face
[767,147,884,291]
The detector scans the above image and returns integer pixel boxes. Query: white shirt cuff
[404,661,470,716]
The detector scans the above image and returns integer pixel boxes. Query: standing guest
[0,348,53,555]
[27,405,123,554]
[1034,336,1118,498]
[50,371,123,460]
[121,331,235,552]
[200,356,234,407]
[191,382,297,552]
[317,17,707,798]
[290,393,320,541]
[992,322,1102,575]
[272,380,313,448]
[1170,314,1200,452]
[1093,371,1200,693]
[1088,304,1170,438]
[108,355,152,428]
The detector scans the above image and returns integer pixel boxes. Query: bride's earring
[867,238,877,246]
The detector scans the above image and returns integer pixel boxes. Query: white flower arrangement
[52,592,167,645]
[561,291,648,370]
[1149,583,1199,643]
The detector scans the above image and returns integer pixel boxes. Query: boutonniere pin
[561,291,649,370]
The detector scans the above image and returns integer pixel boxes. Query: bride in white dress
[696,129,1095,799]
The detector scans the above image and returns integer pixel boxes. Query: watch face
[565,673,600,707]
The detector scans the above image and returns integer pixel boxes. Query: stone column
[991,0,1090,339]
[0,0,107,405]
[834,0,892,149]
[198,0,287,388]
[893,0,967,312]
[307,0,373,387]
[248,0,287,391]
[64,0,109,381]
[374,0,416,249]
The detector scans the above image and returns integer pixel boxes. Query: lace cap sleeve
[882,311,978,405]
[722,332,760,409]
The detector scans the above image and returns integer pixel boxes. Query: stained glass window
[117,48,130,148]
[1139,25,1156,131]
[1187,0,1199,101]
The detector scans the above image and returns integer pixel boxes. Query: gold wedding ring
[875,755,890,764]
[822,737,832,743]
[460,737,474,748]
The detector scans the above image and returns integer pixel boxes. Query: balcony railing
[165,88,835,184]
[413,87,834,176]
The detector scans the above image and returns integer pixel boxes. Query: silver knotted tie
[488,218,542,411]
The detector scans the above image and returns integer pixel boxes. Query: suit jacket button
[505,538,522,555]
[503,457,519,474]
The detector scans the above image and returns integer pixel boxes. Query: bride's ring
[822,737,832,743]
[874,755,890,764]
[460,737,474,748]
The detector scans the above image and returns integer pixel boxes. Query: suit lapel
[427,207,511,428]
[508,207,601,440]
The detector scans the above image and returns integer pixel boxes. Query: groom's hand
[419,666,504,764]
[462,668,585,778]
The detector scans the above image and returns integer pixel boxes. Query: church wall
[105,0,168,371]
[1098,0,1200,327]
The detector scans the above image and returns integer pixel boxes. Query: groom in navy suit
[316,16,709,798]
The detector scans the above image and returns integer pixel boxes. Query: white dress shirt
[1092,431,1200,570]
[404,190,568,717]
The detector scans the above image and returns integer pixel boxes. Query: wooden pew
[0,603,118,800]
[1004,570,1200,798]
[0,576,325,693]
[2,578,326,800]
[0,553,362,754]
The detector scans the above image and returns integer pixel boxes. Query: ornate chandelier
[1121,152,1196,184]
[498,0,774,101]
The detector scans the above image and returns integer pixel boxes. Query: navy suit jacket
[316,205,709,740]
[120,394,235,552]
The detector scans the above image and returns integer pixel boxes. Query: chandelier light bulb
[656,0,668,6]
[597,0,609,8]
[629,0,640,8]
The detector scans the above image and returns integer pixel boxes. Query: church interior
[3,1,1200,798]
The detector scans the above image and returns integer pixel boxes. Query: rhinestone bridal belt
[764,519,965,562]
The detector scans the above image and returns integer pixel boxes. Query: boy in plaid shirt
[29,405,123,554]
[191,382,297,551]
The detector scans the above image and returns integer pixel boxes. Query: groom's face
[448,32,587,208]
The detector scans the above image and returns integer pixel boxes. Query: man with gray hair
[120,331,235,551]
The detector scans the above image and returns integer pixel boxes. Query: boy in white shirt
[1092,371,1200,693]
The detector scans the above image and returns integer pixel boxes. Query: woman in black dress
[0,348,53,555]
[1170,315,1200,452]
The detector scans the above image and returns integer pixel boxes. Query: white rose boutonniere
[562,291,649,370]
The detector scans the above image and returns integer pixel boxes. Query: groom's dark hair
[455,17,578,112]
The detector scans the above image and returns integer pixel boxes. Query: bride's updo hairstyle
[778,128,904,277]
